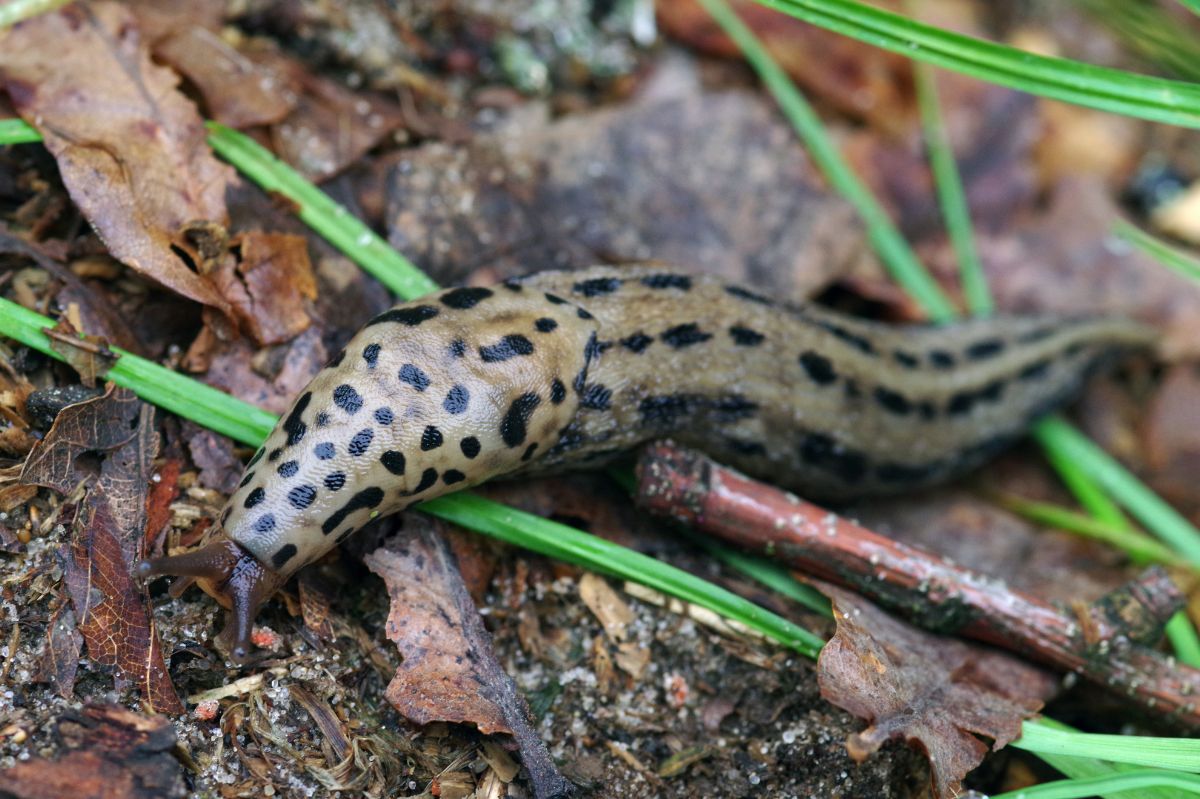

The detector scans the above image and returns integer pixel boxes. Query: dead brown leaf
[222,231,316,346]
[0,2,237,322]
[386,91,868,294]
[191,324,327,415]
[1141,364,1200,515]
[816,581,1057,799]
[185,425,242,495]
[364,515,574,799]
[37,602,84,700]
[0,703,186,799]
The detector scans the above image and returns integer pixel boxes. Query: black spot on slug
[315,412,330,428]
[522,442,539,461]
[348,428,374,456]
[817,321,876,355]
[268,448,282,462]
[929,350,956,369]
[501,393,541,448]
[724,285,772,305]
[893,351,920,368]
[324,472,346,491]
[725,438,768,457]
[574,277,621,297]
[621,332,653,353]
[661,323,712,349]
[443,469,466,485]
[947,392,975,416]
[503,280,522,292]
[333,384,363,414]
[544,293,566,305]
[363,343,381,367]
[247,448,265,467]
[729,326,765,346]
[252,513,276,534]
[580,384,612,411]
[401,468,438,496]
[799,351,838,385]
[480,334,535,363]
[367,305,439,328]
[314,442,335,460]
[443,385,470,415]
[966,338,1006,360]
[374,407,394,425]
[244,487,265,509]
[283,392,312,447]
[876,460,942,484]
[321,487,384,535]
[799,432,868,483]
[460,437,481,459]
[713,395,759,421]
[639,394,694,428]
[441,286,493,309]
[421,425,444,451]
[399,363,430,391]
[238,471,256,488]
[271,544,297,569]
[381,451,406,475]
[535,317,558,333]
[288,484,317,509]
[327,350,346,368]
[577,307,594,320]
[1019,359,1052,380]
[449,339,467,358]
[550,379,566,405]
[641,274,692,290]
[277,461,298,478]
[873,387,912,415]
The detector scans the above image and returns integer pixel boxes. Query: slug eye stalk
[138,537,284,663]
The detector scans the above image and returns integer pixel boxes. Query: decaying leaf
[209,230,317,346]
[815,581,1057,799]
[364,515,574,799]
[0,703,186,799]
[37,602,84,700]
[0,2,237,321]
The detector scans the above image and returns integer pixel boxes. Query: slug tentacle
[138,264,1155,659]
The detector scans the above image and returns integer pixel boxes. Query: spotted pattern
[213,264,1151,596]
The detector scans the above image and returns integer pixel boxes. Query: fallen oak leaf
[364,515,574,799]
[815,580,1057,799]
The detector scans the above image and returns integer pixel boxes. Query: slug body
[141,264,1152,659]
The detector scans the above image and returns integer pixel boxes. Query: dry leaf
[0,2,237,321]
[815,581,1057,799]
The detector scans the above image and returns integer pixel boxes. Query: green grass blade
[750,0,1200,127]
[0,119,43,145]
[203,123,439,301]
[696,0,959,321]
[423,493,825,659]
[991,770,1200,799]
[688,534,832,617]
[1014,722,1200,773]
[0,0,73,29]
[0,297,276,446]
[1166,612,1200,668]
[1034,417,1200,567]
[1115,219,1200,284]
[1179,0,1200,17]
[913,60,992,316]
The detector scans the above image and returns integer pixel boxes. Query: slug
[139,264,1154,660]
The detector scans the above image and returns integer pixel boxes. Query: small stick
[635,441,1200,727]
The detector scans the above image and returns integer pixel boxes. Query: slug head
[138,533,285,663]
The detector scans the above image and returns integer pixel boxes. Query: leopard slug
[139,264,1153,659]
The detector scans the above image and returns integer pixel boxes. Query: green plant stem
[749,0,1200,127]
[913,59,992,316]
[0,119,44,145]
[696,0,958,321]
[1014,722,1200,773]
[1115,219,1200,284]
[0,0,73,29]
[991,770,1200,799]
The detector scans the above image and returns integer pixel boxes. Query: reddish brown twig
[635,441,1200,728]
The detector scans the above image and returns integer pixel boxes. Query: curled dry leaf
[209,231,317,346]
[20,386,181,714]
[815,581,1057,799]
[364,515,574,799]
[0,704,186,799]
[0,2,237,322]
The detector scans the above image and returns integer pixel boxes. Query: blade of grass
[991,770,1200,799]
[1115,219,1200,284]
[1014,722,1200,773]
[687,534,832,617]
[749,0,1200,127]
[912,58,992,316]
[0,119,44,145]
[203,123,439,301]
[695,0,958,321]
[0,0,73,30]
